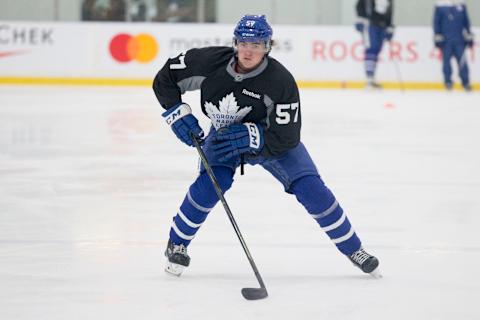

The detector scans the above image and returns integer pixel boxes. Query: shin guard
[291,175,361,255]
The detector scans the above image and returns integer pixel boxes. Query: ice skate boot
[165,240,190,276]
[365,79,382,90]
[349,247,381,278]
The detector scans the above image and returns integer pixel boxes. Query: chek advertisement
[0,22,478,88]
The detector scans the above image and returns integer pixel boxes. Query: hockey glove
[213,123,264,162]
[385,26,394,42]
[463,31,474,48]
[162,103,204,147]
[434,34,444,48]
[355,22,365,33]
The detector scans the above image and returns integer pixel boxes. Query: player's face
[236,41,266,72]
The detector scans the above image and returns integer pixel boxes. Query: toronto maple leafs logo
[205,92,252,130]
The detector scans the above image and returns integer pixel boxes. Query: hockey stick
[389,41,405,92]
[191,133,268,300]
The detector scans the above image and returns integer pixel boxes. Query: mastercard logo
[109,33,158,63]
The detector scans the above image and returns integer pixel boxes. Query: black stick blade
[241,288,268,300]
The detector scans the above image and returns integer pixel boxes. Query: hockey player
[355,0,394,89]
[433,0,474,91]
[153,15,380,278]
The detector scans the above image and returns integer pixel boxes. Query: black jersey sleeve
[356,0,369,19]
[153,46,233,110]
[260,64,301,158]
[385,0,393,27]
[356,0,393,28]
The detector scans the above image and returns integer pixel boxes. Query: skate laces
[350,248,370,265]
[172,243,187,256]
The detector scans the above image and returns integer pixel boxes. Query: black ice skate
[349,247,382,278]
[165,240,190,276]
[365,79,382,90]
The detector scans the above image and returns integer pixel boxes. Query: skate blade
[165,261,185,276]
[369,268,383,279]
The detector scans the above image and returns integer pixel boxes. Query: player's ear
[232,38,238,53]
[265,39,274,54]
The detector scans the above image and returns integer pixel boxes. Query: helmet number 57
[275,103,299,124]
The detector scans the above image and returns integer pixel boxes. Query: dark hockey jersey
[356,0,393,28]
[153,46,301,158]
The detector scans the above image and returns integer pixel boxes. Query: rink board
[0,22,479,89]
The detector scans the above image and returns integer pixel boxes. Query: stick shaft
[191,134,266,289]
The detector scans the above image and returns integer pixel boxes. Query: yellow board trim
[0,77,478,90]
[0,77,150,87]
[296,80,479,91]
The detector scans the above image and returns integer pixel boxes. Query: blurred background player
[355,0,394,89]
[433,0,474,91]
[153,15,380,278]
[81,0,126,21]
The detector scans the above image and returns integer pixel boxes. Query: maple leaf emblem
[205,92,252,130]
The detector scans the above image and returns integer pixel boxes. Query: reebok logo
[242,89,261,100]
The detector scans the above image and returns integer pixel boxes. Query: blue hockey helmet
[233,15,273,52]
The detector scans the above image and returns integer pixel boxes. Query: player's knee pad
[290,175,336,215]
[189,166,234,208]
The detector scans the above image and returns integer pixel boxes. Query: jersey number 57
[170,52,186,70]
[276,103,299,124]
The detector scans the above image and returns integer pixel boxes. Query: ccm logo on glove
[246,123,261,149]
[162,103,204,147]
[163,103,192,125]
[212,122,264,161]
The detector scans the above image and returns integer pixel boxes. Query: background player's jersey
[434,1,471,43]
[356,0,393,28]
[153,46,301,158]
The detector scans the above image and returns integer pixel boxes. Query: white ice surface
[1,86,479,320]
